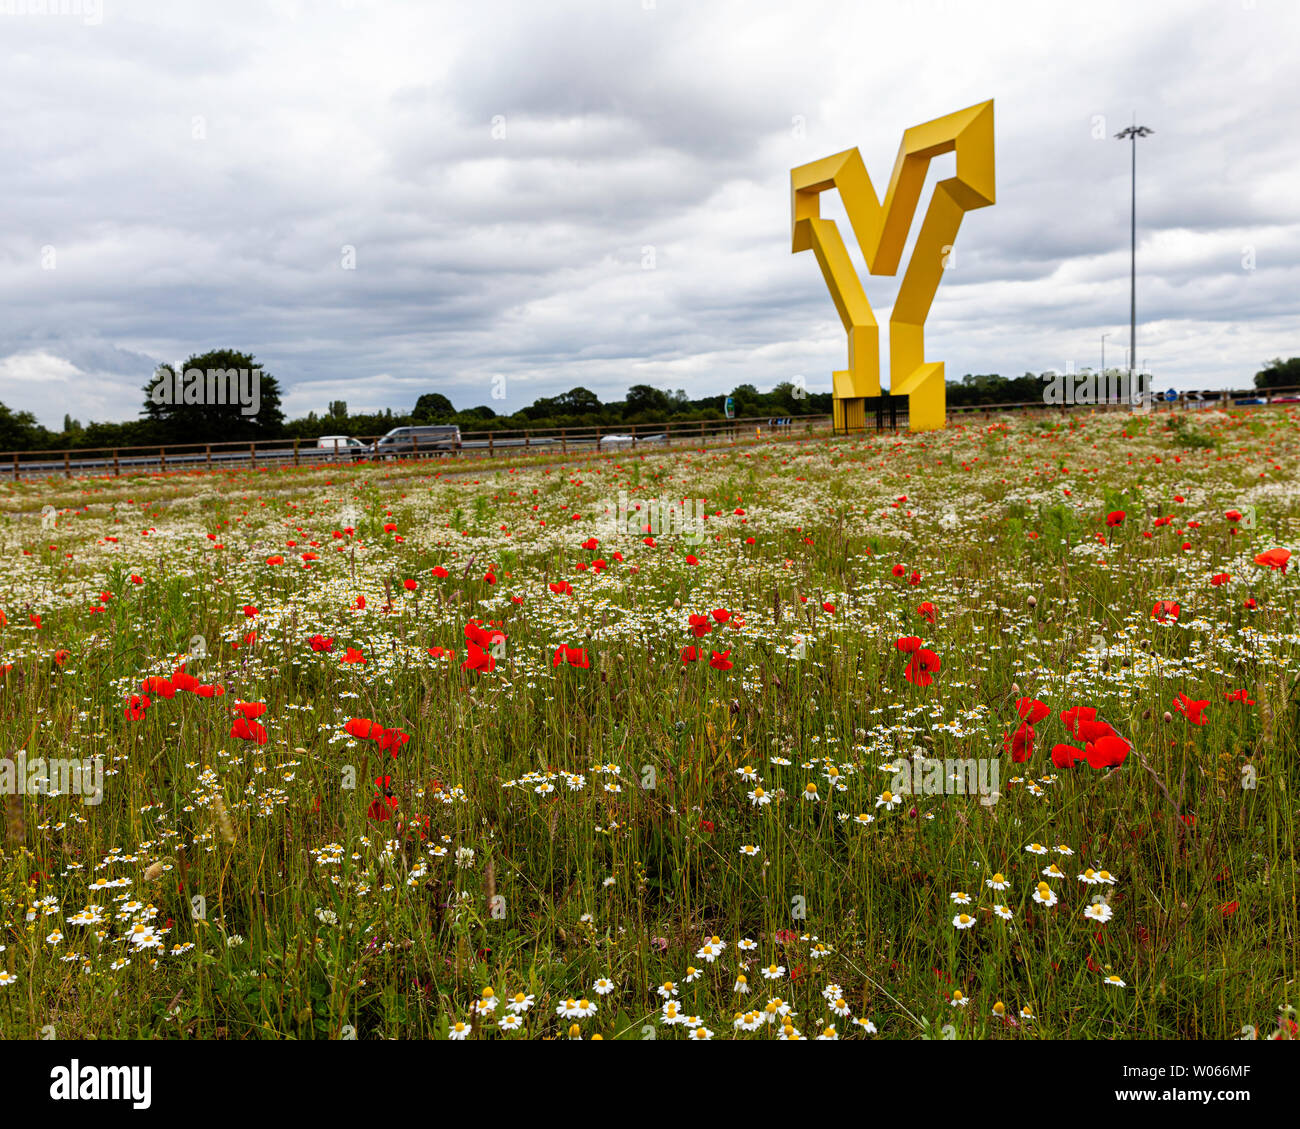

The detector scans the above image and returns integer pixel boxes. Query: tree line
[1,349,1297,451]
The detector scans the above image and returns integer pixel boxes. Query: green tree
[554,387,601,415]
[142,349,285,443]
[1255,357,1300,392]
[624,384,671,418]
[728,383,762,416]
[0,401,50,451]
[412,393,455,423]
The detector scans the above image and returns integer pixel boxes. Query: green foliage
[1254,357,1300,391]
[142,349,285,444]
[0,413,1297,1040]
[1165,413,1218,450]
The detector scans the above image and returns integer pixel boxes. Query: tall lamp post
[1115,122,1153,404]
[1101,331,1110,398]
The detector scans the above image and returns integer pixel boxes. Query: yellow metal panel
[791,100,995,431]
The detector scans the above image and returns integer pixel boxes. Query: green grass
[1,407,1297,1040]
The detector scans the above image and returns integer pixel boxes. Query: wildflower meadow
[1,406,1296,1043]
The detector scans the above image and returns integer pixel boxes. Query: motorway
[0,428,799,481]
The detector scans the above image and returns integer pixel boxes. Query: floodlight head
[1114,125,1154,139]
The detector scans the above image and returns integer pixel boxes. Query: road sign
[1164,388,1178,402]
[724,396,735,419]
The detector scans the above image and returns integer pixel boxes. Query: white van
[315,435,367,460]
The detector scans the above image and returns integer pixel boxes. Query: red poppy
[1051,743,1084,769]
[232,701,267,720]
[904,648,940,687]
[895,636,922,654]
[124,693,151,720]
[403,579,418,591]
[1223,688,1255,705]
[130,575,143,585]
[916,602,936,624]
[30,614,41,629]
[552,645,590,669]
[685,555,700,566]
[432,566,449,578]
[1077,716,1119,743]
[194,683,225,698]
[368,775,398,821]
[688,614,713,638]
[549,581,573,596]
[354,596,366,609]
[1015,697,1051,725]
[483,571,497,585]
[1173,692,1209,726]
[171,670,201,693]
[581,537,599,550]
[1210,573,1230,586]
[1084,735,1130,769]
[265,555,284,566]
[1152,600,1181,623]
[465,619,506,651]
[1105,511,1126,527]
[1253,547,1291,573]
[243,605,258,617]
[345,717,376,740]
[230,717,269,744]
[341,647,366,664]
[375,728,410,755]
[709,650,733,670]
[461,643,496,673]
[309,634,334,652]
[822,602,836,613]
[891,564,906,577]
[1004,721,1035,763]
[1060,705,1098,737]
[141,675,176,699]
[681,645,700,665]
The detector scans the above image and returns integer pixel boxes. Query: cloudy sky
[2,0,1297,428]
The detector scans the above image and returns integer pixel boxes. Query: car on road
[597,433,668,450]
[315,435,368,460]
[373,425,462,458]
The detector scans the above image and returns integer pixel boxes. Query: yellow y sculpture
[791,100,995,432]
